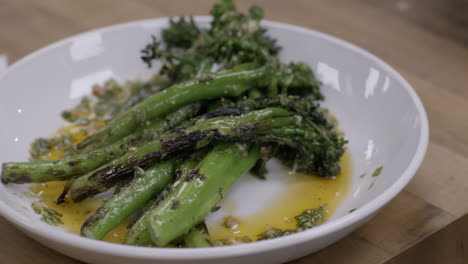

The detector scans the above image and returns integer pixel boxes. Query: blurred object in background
[367,0,468,45]
[396,0,411,12]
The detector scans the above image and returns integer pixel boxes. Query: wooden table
[1,0,467,263]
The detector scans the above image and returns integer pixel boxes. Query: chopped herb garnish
[295,204,326,229]
[257,205,327,241]
[372,166,383,177]
[258,228,291,240]
[32,201,63,226]
[29,75,169,161]
[239,236,252,243]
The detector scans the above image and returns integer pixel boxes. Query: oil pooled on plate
[207,152,351,243]
[28,124,127,243]
[27,126,351,245]
[30,182,128,243]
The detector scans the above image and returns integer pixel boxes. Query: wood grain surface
[386,212,468,264]
[1,0,467,263]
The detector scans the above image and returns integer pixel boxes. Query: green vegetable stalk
[124,143,259,247]
[68,108,297,202]
[1,105,198,184]
[80,159,177,240]
[124,158,200,246]
[184,222,213,247]
[77,67,264,151]
[145,143,259,246]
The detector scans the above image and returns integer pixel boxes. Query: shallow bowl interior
[0,17,428,264]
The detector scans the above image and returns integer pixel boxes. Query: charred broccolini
[1,0,347,247]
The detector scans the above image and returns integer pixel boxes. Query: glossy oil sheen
[27,125,127,244]
[209,153,351,242]
[27,150,350,246]
[29,182,128,244]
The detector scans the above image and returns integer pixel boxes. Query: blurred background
[1,1,467,263]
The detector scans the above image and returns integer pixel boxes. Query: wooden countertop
[1,0,467,263]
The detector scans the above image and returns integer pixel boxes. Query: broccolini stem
[76,67,265,151]
[124,158,199,246]
[184,222,213,247]
[80,159,176,240]
[146,143,259,246]
[1,105,197,184]
[68,108,297,202]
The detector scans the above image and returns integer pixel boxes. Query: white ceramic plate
[0,17,428,264]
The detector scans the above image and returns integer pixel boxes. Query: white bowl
[0,17,428,264]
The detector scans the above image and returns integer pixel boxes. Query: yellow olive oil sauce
[27,124,127,243]
[29,182,128,243]
[209,152,351,242]
[26,125,351,245]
